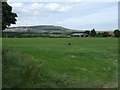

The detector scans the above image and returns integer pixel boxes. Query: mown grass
[2,38,118,88]
[3,47,83,88]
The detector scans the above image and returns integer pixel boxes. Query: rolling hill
[5,25,114,34]
[7,25,75,33]
[28,25,71,31]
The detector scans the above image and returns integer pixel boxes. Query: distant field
[3,38,118,88]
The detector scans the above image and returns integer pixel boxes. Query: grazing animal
[68,43,71,45]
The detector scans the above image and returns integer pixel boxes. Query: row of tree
[84,29,120,37]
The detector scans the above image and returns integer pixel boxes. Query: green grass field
[3,38,118,88]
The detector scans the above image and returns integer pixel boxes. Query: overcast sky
[8,1,118,31]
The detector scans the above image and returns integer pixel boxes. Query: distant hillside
[29,25,71,31]
[6,25,114,33]
[96,31,114,33]
[8,25,72,32]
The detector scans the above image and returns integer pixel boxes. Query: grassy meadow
[2,38,118,88]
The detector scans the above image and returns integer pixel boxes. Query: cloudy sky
[8,1,118,31]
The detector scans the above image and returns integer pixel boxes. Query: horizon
[8,24,117,31]
[8,2,118,31]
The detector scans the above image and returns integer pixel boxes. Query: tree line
[84,29,120,37]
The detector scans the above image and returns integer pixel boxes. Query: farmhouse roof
[71,33,88,35]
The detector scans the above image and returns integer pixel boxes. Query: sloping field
[3,38,118,88]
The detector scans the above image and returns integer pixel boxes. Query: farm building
[71,33,89,37]
[108,32,115,37]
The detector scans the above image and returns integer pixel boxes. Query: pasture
[2,38,118,88]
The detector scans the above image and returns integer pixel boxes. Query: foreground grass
[3,47,102,88]
[3,47,80,88]
[3,38,118,88]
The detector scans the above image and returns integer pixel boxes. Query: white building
[71,33,89,37]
